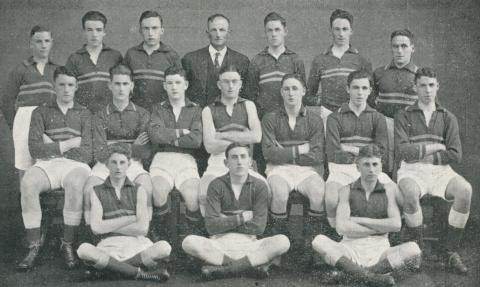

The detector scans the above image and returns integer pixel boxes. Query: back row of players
[3,9,472,285]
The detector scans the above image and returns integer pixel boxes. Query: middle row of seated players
[18,63,471,280]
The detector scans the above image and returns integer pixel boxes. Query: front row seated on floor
[77,143,172,283]
[313,144,421,287]
[182,142,290,280]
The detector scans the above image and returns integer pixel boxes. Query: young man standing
[83,64,152,230]
[182,143,290,280]
[261,74,325,245]
[306,9,372,126]
[124,10,181,111]
[182,14,250,107]
[325,70,392,235]
[199,65,263,215]
[3,26,57,174]
[395,68,471,274]
[77,144,171,283]
[247,12,305,118]
[17,67,92,270]
[313,144,421,287]
[148,66,203,236]
[66,11,123,113]
[368,29,418,172]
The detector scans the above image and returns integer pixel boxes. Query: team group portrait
[0,0,479,286]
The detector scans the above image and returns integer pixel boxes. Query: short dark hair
[82,11,107,29]
[264,12,286,27]
[164,66,187,80]
[347,70,373,87]
[357,144,383,161]
[53,66,76,81]
[106,143,131,161]
[281,73,306,89]
[109,64,133,81]
[225,142,250,158]
[30,25,51,37]
[415,67,437,83]
[207,14,230,27]
[218,65,241,78]
[139,10,163,26]
[330,9,353,27]
[390,29,414,44]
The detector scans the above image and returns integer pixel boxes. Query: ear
[163,81,167,91]
[108,81,113,92]
[411,44,415,53]
[217,79,222,90]
[184,79,189,90]
[224,158,228,167]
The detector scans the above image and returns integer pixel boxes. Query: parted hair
[53,66,76,81]
[109,64,133,80]
[347,70,373,87]
[106,143,131,161]
[281,73,306,89]
[139,10,163,26]
[30,25,50,37]
[218,65,241,78]
[330,9,353,27]
[390,29,414,43]
[164,66,187,80]
[264,12,286,27]
[225,142,250,158]
[82,11,107,28]
[207,13,230,26]
[357,144,384,161]
[415,67,437,83]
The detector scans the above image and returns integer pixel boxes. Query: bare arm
[90,191,136,235]
[202,106,231,154]
[351,183,402,233]
[336,185,379,238]
[217,101,262,144]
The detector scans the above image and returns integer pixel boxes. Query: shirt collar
[107,101,137,114]
[47,99,86,111]
[222,173,254,184]
[76,44,112,54]
[209,45,227,58]
[259,46,295,56]
[134,41,172,53]
[104,176,135,189]
[386,61,418,73]
[160,98,197,109]
[406,101,446,112]
[280,105,307,117]
[352,178,385,193]
[339,102,375,114]
[24,56,54,66]
[213,96,246,106]
[323,45,359,55]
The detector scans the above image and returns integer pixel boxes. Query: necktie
[214,52,221,71]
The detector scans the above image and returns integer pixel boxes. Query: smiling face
[164,74,188,101]
[331,18,352,46]
[30,31,52,59]
[140,17,163,47]
[265,20,287,48]
[109,74,134,103]
[224,146,251,177]
[106,152,130,180]
[347,78,371,108]
[83,20,105,48]
[357,156,382,183]
[55,74,77,105]
[416,76,439,105]
[391,35,414,67]
[281,77,305,108]
[207,16,229,50]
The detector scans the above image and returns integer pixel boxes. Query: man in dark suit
[182,14,250,107]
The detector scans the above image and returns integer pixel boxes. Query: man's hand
[134,132,149,145]
[42,134,54,143]
[242,211,253,222]
[182,129,191,136]
[298,143,310,154]
[59,137,81,154]
[426,143,446,154]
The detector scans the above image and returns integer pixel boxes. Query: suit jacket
[182,46,250,107]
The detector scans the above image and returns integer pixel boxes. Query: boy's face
[84,20,106,48]
[140,17,164,47]
[164,74,188,101]
[331,18,352,46]
[109,74,133,103]
[281,78,305,108]
[218,71,242,100]
[55,74,77,105]
[224,147,251,177]
[30,31,53,59]
[106,152,130,180]
[357,156,382,183]
[207,17,230,49]
[347,78,371,107]
[416,76,439,105]
[391,35,414,66]
[265,20,287,48]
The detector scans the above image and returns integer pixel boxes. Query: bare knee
[270,234,290,255]
[312,235,333,253]
[135,174,152,193]
[400,242,422,259]
[152,177,171,206]
[21,168,48,195]
[76,243,97,261]
[151,240,172,258]
[398,178,420,209]
[450,178,472,204]
[302,176,325,201]
[268,176,290,204]
[182,235,205,256]
[179,179,200,211]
